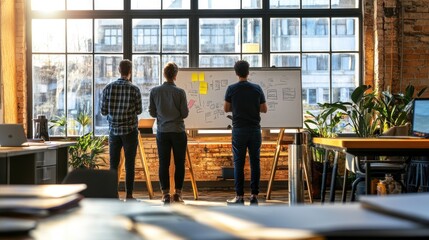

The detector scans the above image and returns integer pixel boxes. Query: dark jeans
[232,127,261,196]
[109,129,138,195]
[156,131,187,193]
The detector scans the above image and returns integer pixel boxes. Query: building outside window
[29,0,361,136]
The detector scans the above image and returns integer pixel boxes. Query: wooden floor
[119,188,345,206]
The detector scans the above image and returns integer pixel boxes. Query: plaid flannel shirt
[101,79,142,135]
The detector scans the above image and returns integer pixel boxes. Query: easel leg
[137,134,154,199]
[186,146,199,200]
[119,150,125,187]
[266,128,285,200]
[302,144,313,204]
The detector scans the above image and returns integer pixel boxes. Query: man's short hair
[234,60,250,78]
[119,59,132,76]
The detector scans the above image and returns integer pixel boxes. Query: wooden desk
[312,137,429,201]
[6,197,429,239]
[0,142,74,184]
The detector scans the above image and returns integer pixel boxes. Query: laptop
[411,98,429,138]
[0,124,29,147]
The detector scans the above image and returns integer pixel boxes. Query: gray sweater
[149,81,189,132]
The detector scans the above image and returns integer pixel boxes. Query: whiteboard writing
[175,68,302,129]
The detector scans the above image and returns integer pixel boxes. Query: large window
[29,0,361,136]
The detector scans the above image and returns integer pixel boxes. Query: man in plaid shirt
[101,59,142,200]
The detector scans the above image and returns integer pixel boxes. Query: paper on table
[360,193,429,226]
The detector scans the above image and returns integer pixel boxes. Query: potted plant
[68,132,107,169]
[304,103,344,199]
[374,84,427,133]
[68,112,107,169]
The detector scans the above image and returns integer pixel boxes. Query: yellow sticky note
[199,81,208,95]
[199,72,205,82]
[192,73,198,82]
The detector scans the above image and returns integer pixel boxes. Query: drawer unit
[36,165,57,184]
[35,150,57,167]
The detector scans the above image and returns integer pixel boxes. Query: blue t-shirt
[224,80,266,128]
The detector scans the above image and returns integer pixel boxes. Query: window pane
[67,0,92,10]
[199,55,240,68]
[32,19,65,53]
[162,19,189,53]
[271,18,300,52]
[302,18,329,51]
[163,0,190,9]
[95,19,123,53]
[32,0,64,11]
[132,0,161,9]
[199,0,239,9]
[67,55,93,136]
[242,55,262,67]
[332,18,359,51]
[133,55,161,118]
[332,53,359,102]
[242,18,262,53]
[269,0,299,9]
[94,55,123,136]
[199,19,240,53]
[332,0,359,8]
[302,0,329,9]
[133,19,160,53]
[162,55,189,68]
[301,53,329,110]
[94,0,123,10]
[243,0,262,9]
[270,54,301,67]
[32,54,65,136]
[67,19,92,53]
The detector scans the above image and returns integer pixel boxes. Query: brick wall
[111,136,289,183]
[15,0,26,127]
[370,0,429,95]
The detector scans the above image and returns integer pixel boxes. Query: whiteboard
[175,68,302,129]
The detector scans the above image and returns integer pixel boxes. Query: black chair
[62,169,119,198]
[348,155,407,201]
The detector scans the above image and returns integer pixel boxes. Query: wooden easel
[119,132,154,199]
[168,147,199,200]
[265,128,313,203]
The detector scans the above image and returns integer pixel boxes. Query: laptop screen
[412,99,429,137]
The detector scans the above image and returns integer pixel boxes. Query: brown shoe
[172,193,185,204]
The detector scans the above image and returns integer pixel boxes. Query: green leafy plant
[326,85,380,138]
[304,103,343,138]
[76,111,92,135]
[374,84,427,133]
[68,111,107,169]
[304,103,344,163]
[49,115,67,135]
[68,132,107,169]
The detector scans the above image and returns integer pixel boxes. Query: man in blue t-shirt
[224,60,268,205]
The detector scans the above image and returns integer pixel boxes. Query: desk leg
[341,166,348,202]
[320,149,329,203]
[366,160,371,195]
[329,151,339,202]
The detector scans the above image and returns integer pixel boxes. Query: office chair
[347,125,410,201]
[62,169,119,198]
